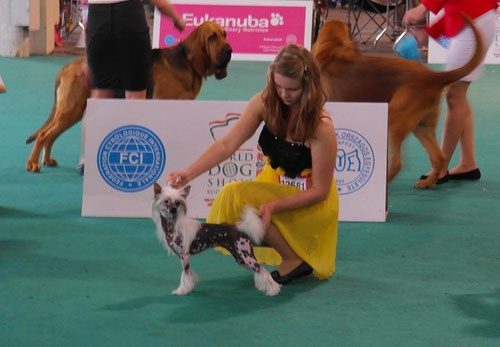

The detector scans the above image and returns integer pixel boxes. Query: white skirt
[446,10,497,82]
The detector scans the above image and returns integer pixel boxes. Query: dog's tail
[236,206,265,245]
[433,13,485,86]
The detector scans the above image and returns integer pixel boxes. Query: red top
[422,0,498,39]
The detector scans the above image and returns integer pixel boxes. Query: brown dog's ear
[180,185,191,199]
[154,183,162,197]
[183,43,193,63]
[180,42,190,59]
[189,28,209,77]
[166,42,191,70]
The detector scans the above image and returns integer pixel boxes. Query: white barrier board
[82,100,387,222]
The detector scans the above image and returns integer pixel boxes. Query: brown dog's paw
[43,158,58,167]
[26,162,41,172]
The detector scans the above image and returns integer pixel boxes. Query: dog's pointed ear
[154,183,163,197]
[180,185,191,199]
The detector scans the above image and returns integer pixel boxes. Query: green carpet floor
[0,55,499,347]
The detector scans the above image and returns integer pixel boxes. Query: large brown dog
[313,16,484,188]
[26,21,232,172]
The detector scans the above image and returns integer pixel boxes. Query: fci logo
[97,125,166,192]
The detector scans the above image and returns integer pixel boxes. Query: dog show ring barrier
[81,100,388,222]
[152,0,314,60]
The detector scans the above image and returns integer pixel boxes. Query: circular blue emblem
[164,35,175,46]
[335,128,375,195]
[97,125,166,192]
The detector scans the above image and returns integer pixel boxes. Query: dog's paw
[43,158,58,167]
[254,270,281,296]
[26,162,41,172]
[264,282,281,296]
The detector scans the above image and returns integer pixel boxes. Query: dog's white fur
[152,185,196,256]
[173,264,198,296]
[235,206,266,245]
[152,184,280,296]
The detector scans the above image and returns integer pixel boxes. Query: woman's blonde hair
[261,44,326,141]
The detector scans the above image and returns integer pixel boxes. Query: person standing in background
[85,0,185,99]
[78,0,185,173]
[404,0,498,184]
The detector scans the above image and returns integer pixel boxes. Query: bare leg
[440,81,477,176]
[90,89,115,99]
[125,90,147,99]
[264,223,302,275]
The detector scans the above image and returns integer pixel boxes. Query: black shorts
[86,1,151,91]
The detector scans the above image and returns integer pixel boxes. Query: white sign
[428,9,500,64]
[82,100,388,222]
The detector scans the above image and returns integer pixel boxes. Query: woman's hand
[410,27,429,46]
[259,202,276,231]
[151,0,186,32]
[174,17,186,31]
[167,170,190,188]
[402,4,428,25]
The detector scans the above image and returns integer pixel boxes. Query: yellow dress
[206,162,339,280]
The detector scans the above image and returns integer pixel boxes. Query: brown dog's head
[313,20,358,60]
[186,21,232,80]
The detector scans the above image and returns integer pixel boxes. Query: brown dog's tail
[26,75,61,144]
[433,12,485,85]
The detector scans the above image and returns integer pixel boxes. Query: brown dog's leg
[26,111,84,171]
[27,108,84,172]
[26,123,62,171]
[412,122,446,189]
[26,57,89,172]
[387,91,423,183]
[41,123,67,167]
[387,130,405,183]
[42,101,86,167]
[26,141,45,172]
[411,102,446,188]
[26,104,86,172]
[26,62,89,172]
